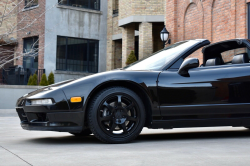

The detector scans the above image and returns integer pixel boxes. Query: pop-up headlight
[30,99,53,105]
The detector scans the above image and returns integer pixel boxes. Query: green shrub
[27,75,33,85]
[126,51,137,65]
[48,72,55,85]
[31,73,38,85]
[39,73,48,86]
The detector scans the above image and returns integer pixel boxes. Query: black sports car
[16,39,250,143]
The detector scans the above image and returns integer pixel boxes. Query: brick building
[15,0,45,74]
[107,0,165,70]
[0,0,18,84]
[13,0,107,83]
[165,0,250,62]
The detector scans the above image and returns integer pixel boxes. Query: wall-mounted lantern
[160,26,171,48]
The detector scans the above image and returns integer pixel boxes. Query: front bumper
[16,107,84,133]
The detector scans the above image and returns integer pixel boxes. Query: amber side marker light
[70,97,82,103]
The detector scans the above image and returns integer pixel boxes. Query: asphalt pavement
[1,115,250,166]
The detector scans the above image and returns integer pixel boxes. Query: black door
[158,64,250,117]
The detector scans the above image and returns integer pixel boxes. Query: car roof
[201,39,249,64]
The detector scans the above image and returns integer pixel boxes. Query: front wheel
[88,87,146,144]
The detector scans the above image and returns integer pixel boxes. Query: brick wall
[184,3,202,40]
[112,16,122,35]
[139,22,153,59]
[166,0,248,63]
[119,0,164,20]
[114,40,122,69]
[106,0,114,70]
[15,0,46,69]
[0,0,18,40]
[107,0,165,70]
[122,24,135,67]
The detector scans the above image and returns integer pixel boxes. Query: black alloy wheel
[88,87,145,143]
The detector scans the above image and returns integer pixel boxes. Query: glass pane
[25,0,38,8]
[34,56,38,69]
[59,0,67,5]
[23,37,39,70]
[23,37,39,54]
[69,0,89,8]
[90,0,100,10]
[67,37,88,72]
[125,40,200,71]
[23,57,32,69]
[56,37,67,70]
[88,40,98,73]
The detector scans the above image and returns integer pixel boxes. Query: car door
[158,64,250,117]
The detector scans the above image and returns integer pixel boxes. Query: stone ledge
[56,4,102,14]
[118,15,165,27]
[112,31,139,40]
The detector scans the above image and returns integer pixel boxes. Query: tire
[88,86,146,144]
[70,129,92,137]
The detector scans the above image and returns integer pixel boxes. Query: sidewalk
[0,109,17,117]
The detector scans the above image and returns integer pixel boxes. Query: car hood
[16,69,160,109]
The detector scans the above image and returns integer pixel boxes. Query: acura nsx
[16,39,250,143]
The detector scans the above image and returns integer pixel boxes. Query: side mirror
[178,58,199,76]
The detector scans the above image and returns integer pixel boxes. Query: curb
[0,109,17,117]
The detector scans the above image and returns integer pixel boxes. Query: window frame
[23,36,39,69]
[23,36,39,54]
[24,0,39,9]
[58,0,100,11]
[56,36,99,73]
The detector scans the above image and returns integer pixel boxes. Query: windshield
[124,40,201,71]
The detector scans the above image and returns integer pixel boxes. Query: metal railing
[1,67,45,85]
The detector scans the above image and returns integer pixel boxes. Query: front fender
[60,70,160,112]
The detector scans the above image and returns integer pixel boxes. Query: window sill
[22,5,39,12]
[56,4,102,14]
[55,70,95,76]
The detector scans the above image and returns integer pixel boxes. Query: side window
[171,47,204,69]
[184,47,204,64]
[170,58,183,69]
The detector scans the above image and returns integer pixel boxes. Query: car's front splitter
[21,121,83,132]
[16,107,85,133]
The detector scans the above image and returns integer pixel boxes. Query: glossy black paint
[158,64,250,115]
[16,39,250,133]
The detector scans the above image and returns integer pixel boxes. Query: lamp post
[160,26,170,48]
